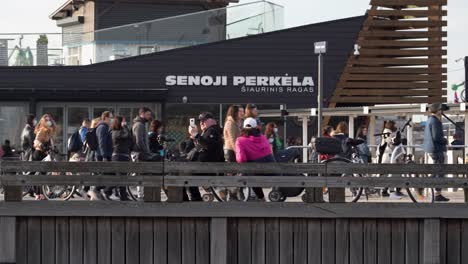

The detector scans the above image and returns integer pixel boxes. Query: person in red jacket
[235,117,275,201]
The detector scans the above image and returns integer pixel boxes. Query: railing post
[423,219,441,264]
[210,218,227,264]
[166,171,184,203]
[143,172,162,203]
[304,187,324,203]
[0,216,16,263]
[4,186,22,202]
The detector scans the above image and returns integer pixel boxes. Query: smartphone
[189,118,196,127]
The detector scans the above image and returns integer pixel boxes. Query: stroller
[268,147,305,202]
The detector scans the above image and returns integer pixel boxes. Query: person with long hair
[245,103,262,128]
[235,117,275,201]
[148,120,165,156]
[378,120,403,199]
[265,122,283,155]
[356,125,371,163]
[110,116,132,201]
[33,114,57,200]
[320,125,335,161]
[223,105,244,162]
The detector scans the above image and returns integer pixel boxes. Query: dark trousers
[429,152,445,192]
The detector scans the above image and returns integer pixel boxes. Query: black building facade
[0,16,364,152]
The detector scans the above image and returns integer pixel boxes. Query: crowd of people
[0,103,458,202]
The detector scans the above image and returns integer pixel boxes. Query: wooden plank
[342,89,444,97]
[166,187,184,203]
[365,20,447,29]
[363,219,377,264]
[27,217,41,264]
[167,218,182,264]
[343,74,447,81]
[70,217,84,264]
[371,0,447,7]
[308,219,321,264]
[211,218,228,264]
[440,220,447,264]
[461,220,468,264]
[1,173,163,187]
[164,162,325,174]
[41,217,55,264]
[111,218,125,264]
[144,187,161,202]
[358,40,447,48]
[139,218,153,264]
[227,218,238,264]
[405,219,419,264]
[266,218,280,264]
[196,219,210,264]
[0,217,16,263]
[97,218,111,264]
[16,217,28,264]
[154,218,168,264]
[335,219,349,264]
[84,217,97,264]
[126,218,140,264]
[4,186,22,201]
[322,219,335,264]
[350,219,363,264]
[392,219,405,264]
[279,219,293,264]
[338,81,444,89]
[367,9,448,18]
[293,219,307,264]
[182,219,196,264]
[252,218,266,264]
[377,219,391,264]
[0,160,164,174]
[56,217,70,264]
[446,220,461,264]
[348,58,447,66]
[347,66,447,74]
[424,219,441,264]
[238,218,252,264]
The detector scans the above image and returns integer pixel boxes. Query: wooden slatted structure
[329,0,447,105]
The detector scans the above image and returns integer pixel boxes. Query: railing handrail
[1,161,468,188]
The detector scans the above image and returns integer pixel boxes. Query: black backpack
[67,130,83,153]
[84,128,99,151]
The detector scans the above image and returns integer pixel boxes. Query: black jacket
[148,132,163,154]
[21,124,35,160]
[194,125,224,162]
[96,122,112,161]
[112,126,132,156]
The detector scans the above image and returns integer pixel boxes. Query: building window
[0,104,29,151]
[67,47,81,65]
[138,45,159,55]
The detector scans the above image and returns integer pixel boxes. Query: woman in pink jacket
[236,117,275,201]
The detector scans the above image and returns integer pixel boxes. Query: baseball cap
[243,117,257,128]
[198,112,215,121]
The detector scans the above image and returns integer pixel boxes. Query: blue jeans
[429,152,445,192]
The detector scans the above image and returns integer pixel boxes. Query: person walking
[235,117,275,201]
[148,119,165,157]
[132,107,156,162]
[423,103,450,202]
[21,114,36,161]
[91,111,114,200]
[265,122,283,156]
[33,114,57,200]
[223,105,244,200]
[188,112,224,201]
[245,103,262,128]
[111,116,132,201]
[79,118,91,143]
[356,125,371,163]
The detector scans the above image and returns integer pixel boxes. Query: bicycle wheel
[405,162,435,203]
[127,186,144,201]
[42,184,76,200]
[323,157,363,203]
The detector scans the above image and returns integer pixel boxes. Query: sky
[0,0,465,101]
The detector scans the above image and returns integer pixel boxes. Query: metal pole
[317,53,323,163]
[317,53,323,139]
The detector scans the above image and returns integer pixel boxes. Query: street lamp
[314,41,327,146]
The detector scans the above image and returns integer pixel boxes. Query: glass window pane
[0,105,28,151]
[68,107,89,137]
[93,107,115,119]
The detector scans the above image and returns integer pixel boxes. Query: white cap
[243,117,257,128]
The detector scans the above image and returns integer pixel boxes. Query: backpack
[67,130,83,153]
[84,128,98,151]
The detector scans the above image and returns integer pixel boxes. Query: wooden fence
[1,161,468,264]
